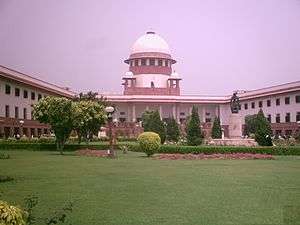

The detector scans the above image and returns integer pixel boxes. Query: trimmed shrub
[211,117,222,139]
[128,144,300,156]
[142,110,166,144]
[255,109,273,146]
[0,153,10,159]
[165,117,180,142]
[0,175,14,183]
[186,106,203,145]
[0,200,27,225]
[138,132,161,157]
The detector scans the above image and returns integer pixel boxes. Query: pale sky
[0,0,299,95]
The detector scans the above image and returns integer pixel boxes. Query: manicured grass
[0,151,299,225]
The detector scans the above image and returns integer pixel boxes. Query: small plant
[0,175,14,183]
[0,152,10,159]
[0,200,27,225]
[138,132,161,157]
[45,201,74,225]
[24,195,39,225]
[120,145,128,154]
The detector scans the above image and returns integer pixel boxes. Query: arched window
[151,81,155,88]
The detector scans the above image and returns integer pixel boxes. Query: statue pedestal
[228,113,242,138]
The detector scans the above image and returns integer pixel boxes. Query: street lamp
[19,120,24,138]
[105,106,116,158]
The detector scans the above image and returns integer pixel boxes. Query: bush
[138,132,161,157]
[211,117,222,139]
[0,200,27,225]
[142,110,166,144]
[255,110,273,146]
[186,106,203,145]
[128,143,300,155]
[0,175,14,183]
[165,118,180,142]
[0,153,10,159]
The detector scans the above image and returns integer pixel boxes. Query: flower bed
[153,153,274,160]
[75,149,110,157]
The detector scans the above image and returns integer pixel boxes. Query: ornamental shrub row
[0,143,113,151]
[128,144,300,156]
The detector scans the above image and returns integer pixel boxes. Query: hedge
[0,143,113,151]
[128,144,300,156]
[1,142,299,155]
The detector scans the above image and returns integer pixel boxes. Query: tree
[244,114,258,136]
[165,117,180,142]
[74,91,108,106]
[186,106,203,145]
[73,101,107,144]
[33,97,74,154]
[254,109,273,146]
[211,117,222,139]
[142,110,166,144]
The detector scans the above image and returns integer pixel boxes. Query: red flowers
[76,149,109,157]
[154,153,274,160]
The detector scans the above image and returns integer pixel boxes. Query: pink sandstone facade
[102,31,300,138]
[0,31,299,139]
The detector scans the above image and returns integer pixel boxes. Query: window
[38,94,42,100]
[151,81,155,88]
[119,118,126,122]
[15,106,19,119]
[23,90,28,98]
[251,102,255,109]
[285,97,290,105]
[120,112,126,116]
[23,108,27,120]
[267,114,271,123]
[244,103,248,110]
[238,104,241,110]
[285,113,291,123]
[158,59,163,66]
[5,105,10,118]
[31,92,35,100]
[296,95,300,103]
[15,88,20,97]
[134,59,138,66]
[296,112,300,122]
[149,59,155,66]
[276,114,280,123]
[259,101,263,108]
[164,60,168,67]
[141,59,146,66]
[5,84,11,94]
[276,98,280,106]
[205,118,212,123]
[267,100,271,107]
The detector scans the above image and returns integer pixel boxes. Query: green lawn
[0,151,300,225]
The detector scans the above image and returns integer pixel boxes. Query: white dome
[131,31,171,55]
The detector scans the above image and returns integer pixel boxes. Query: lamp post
[105,106,116,158]
[19,120,24,138]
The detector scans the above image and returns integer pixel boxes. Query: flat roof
[0,65,76,98]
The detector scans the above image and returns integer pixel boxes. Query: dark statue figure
[230,92,240,114]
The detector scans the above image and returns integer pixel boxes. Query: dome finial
[146,28,155,34]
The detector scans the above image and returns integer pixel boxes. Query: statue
[230,92,240,114]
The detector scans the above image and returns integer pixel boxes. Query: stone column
[172,104,176,119]
[202,105,206,123]
[215,105,219,118]
[176,104,180,123]
[34,128,38,137]
[132,104,136,122]
[159,105,162,119]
